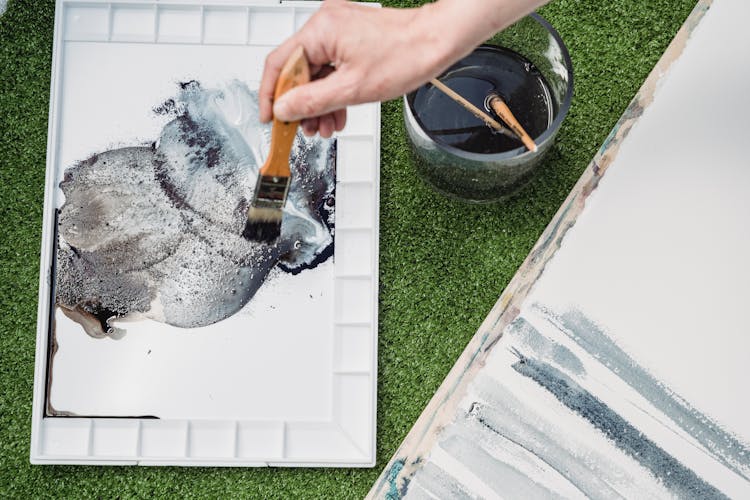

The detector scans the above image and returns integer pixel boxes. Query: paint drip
[55,81,336,338]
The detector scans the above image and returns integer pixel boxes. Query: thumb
[273,71,357,122]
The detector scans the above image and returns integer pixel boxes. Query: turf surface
[0,0,697,497]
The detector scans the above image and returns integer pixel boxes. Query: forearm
[265,0,553,125]
[419,0,551,68]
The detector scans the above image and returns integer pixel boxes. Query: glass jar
[404,13,574,203]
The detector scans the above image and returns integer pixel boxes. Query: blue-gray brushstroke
[393,306,747,498]
[440,431,564,499]
[505,316,585,376]
[468,381,628,498]
[535,304,750,480]
[407,462,475,500]
[511,350,727,499]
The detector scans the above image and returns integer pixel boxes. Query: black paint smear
[279,134,337,275]
[152,98,176,116]
[44,209,60,417]
[179,80,199,90]
[153,153,190,210]
[278,234,334,276]
[510,350,728,499]
[87,302,119,335]
[176,113,224,169]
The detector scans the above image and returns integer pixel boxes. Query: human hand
[259,0,455,138]
[258,0,550,138]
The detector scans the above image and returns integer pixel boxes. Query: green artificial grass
[0,0,697,497]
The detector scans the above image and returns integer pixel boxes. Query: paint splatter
[55,81,336,337]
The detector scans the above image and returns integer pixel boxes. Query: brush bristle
[243,206,282,243]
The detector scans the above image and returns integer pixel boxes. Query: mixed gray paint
[55,81,336,337]
[402,305,750,499]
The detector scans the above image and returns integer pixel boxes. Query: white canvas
[371,0,750,495]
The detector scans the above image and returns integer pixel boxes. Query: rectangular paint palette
[31,0,380,466]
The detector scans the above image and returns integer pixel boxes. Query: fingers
[259,37,302,123]
[300,65,344,137]
[259,44,337,123]
[333,108,347,132]
[301,117,319,137]
[259,0,354,127]
[300,110,346,137]
[273,71,358,122]
[318,114,336,138]
[268,47,346,139]
[258,4,338,123]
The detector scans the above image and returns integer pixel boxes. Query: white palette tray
[31,0,380,466]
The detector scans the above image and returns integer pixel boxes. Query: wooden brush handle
[429,78,515,140]
[262,46,311,177]
[488,94,538,152]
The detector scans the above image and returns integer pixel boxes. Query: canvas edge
[366,0,715,496]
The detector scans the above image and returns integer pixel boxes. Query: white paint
[527,0,750,440]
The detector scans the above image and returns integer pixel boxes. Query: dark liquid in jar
[408,45,555,154]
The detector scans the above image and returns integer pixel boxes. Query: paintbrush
[243,46,310,243]
[429,78,516,140]
[486,92,537,152]
[429,78,538,152]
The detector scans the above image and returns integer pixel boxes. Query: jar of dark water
[404,13,573,203]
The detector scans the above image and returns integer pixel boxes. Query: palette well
[31,0,380,467]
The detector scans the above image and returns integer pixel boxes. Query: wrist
[424,0,550,66]
[412,2,472,77]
